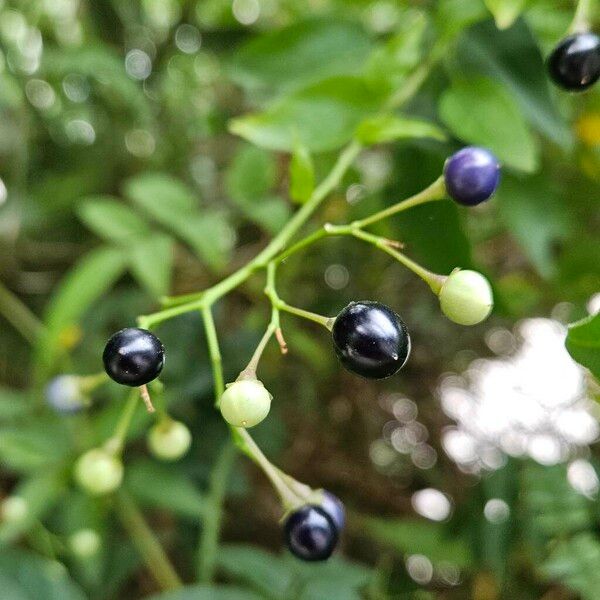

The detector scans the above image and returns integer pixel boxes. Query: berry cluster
[44,146,504,562]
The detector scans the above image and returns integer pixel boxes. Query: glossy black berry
[321,491,345,531]
[103,328,164,386]
[547,33,600,91]
[284,505,338,562]
[332,301,410,379]
[444,147,500,206]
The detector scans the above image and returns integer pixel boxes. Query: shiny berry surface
[548,33,600,91]
[284,505,338,562]
[321,491,345,531]
[103,327,164,386]
[444,147,500,206]
[332,301,410,379]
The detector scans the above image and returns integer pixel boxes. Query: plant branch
[116,493,182,591]
[0,279,44,344]
[104,389,139,455]
[198,440,237,583]
[202,305,224,406]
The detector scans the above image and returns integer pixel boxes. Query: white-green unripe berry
[219,379,272,428]
[148,420,192,461]
[74,449,123,496]
[1,496,28,522]
[69,528,101,558]
[439,269,493,326]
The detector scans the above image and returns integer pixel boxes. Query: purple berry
[284,505,338,562]
[103,328,164,386]
[321,492,345,531]
[548,33,600,91]
[45,375,87,414]
[444,147,500,206]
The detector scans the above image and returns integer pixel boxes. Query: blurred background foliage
[0,0,599,598]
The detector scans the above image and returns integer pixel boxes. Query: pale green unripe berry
[439,269,493,326]
[69,528,101,558]
[1,496,28,522]
[219,379,272,428]
[148,420,192,461]
[75,449,123,496]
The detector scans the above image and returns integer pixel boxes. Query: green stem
[277,302,334,330]
[0,279,44,344]
[570,0,595,33]
[202,305,224,406]
[198,441,237,583]
[352,176,446,229]
[105,389,139,455]
[139,141,362,329]
[116,493,182,591]
[351,229,445,294]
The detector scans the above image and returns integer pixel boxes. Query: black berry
[443,147,500,206]
[284,505,338,562]
[321,491,345,531]
[548,33,600,91]
[332,301,410,379]
[103,328,164,386]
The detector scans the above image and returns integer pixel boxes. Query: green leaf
[435,0,489,40]
[0,417,71,472]
[566,314,600,380]
[124,460,206,520]
[34,246,128,381]
[147,585,262,600]
[355,114,446,145]
[225,145,277,205]
[484,0,526,29]
[229,76,385,153]
[78,197,151,244]
[218,545,290,597]
[363,518,473,567]
[541,534,600,600]
[0,549,85,599]
[365,10,427,95]
[456,21,572,148]
[125,173,233,270]
[128,234,173,298]
[439,76,538,171]
[0,388,33,421]
[496,174,573,277]
[289,142,314,203]
[228,19,373,92]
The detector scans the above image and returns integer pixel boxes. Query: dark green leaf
[128,234,173,298]
[356,114,446,145]
[566,314,600,380]
[439,76,538,171]
[228,19,373,92]
[225,145,277,205]
[78,197,151,244]
[0,549,85,600]
[124,459,206,519]
[229,76,385,152]
[147,585,263,600]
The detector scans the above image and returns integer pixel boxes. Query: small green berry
[148,420,192,461]
[1,496,28,522]
[75,449,123,496]
[69,528,101,558]
[219,379,272,428]
[439,269,493,326]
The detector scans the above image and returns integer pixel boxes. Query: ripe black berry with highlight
[548,33,600,91]
[332,301,410,379]
[103,327,164,386]
[284,505,338,562]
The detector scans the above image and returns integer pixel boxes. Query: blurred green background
[0,0,599,598]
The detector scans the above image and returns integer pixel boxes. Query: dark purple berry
[284,505,338,562]
[444,147,500,206]
[332,301,410,379]
[321,491,345,531]
[103,328,164,386]
[548,33,600,91]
